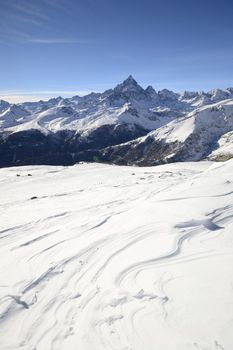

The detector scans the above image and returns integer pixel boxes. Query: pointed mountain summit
[158,88,178,101]
[123,75,137,84]
[0,100,10,113]
[145,85,158,97]
[114,75,144,94]
[145,85,156,93]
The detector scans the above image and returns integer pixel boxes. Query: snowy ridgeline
[1,160,233,349]
[1,76,233,134]
[0,76,233,167]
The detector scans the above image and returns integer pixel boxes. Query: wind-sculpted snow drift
[0,76,233,167]
[1,159,233,349]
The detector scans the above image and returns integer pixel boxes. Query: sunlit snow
[1,160,233,349]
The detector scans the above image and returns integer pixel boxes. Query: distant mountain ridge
[0,76,233,167]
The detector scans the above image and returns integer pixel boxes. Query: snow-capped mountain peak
[1,77,233,167]
[0,99,10,113]
[158,88,178,101]
[0,104,30,129]
[208,88,229,101]
[114,75,144,94]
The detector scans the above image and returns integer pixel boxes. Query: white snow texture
[0,160,233,350]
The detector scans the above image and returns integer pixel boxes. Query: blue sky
[1,0,233,102]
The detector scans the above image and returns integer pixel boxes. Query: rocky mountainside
[88,100,233,165]
[0,76,233,167]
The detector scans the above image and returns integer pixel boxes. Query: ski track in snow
[0,161,233,350]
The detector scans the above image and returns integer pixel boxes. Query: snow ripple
[0,161,233,350]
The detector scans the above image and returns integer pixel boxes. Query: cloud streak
[0,0,50,29]
[27,38,93,44]
[0,0,97,46]
[8,1,49,22]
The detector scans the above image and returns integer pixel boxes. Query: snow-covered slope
[149,99,233,159]
[0,105,30,128]
[208,130,233,161]
[98,99,233,165]
[151,99,233,160]
[0,100,10,113]
[1,160,233,349]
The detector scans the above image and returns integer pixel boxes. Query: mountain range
[0,75,233,167]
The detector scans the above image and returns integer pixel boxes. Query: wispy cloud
[0,0,97,46]
[27,38,93,44]
[0,0,74,41]
[0,30,93,45]
[8,1,49,22]
[0,1,50,29]
[41,0,73,15]
[0,2,49,42]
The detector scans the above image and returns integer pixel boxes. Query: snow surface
[133,99,233,160]
[208,130,233,159]
[1,160,233,349]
